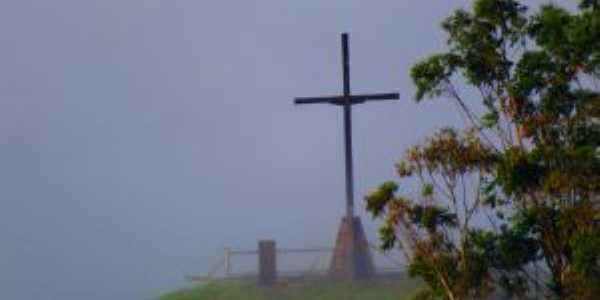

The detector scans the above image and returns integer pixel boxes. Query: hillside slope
[159,277,422,300]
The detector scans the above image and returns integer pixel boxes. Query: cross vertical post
[341,33,354,219]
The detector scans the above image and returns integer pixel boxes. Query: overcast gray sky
[0,1,574,299]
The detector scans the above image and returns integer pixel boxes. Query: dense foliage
[366,1,599,299]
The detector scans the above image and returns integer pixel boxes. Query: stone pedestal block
[329,216,374,280]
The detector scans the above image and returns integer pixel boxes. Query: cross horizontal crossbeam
[294,93,399,106]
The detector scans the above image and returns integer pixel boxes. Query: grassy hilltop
[159,276,422,300]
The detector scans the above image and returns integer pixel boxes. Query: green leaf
[481,110,499,128]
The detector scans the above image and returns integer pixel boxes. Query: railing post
[258,240,277,285]
[224,247,231,278]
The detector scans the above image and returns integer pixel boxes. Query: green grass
[159,276,422,300]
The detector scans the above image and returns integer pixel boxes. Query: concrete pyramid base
[329,216,374,280]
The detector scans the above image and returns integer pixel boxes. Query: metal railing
[186,243,405,282]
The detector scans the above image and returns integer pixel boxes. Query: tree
[367,129,499,300]
[366,1,600,299]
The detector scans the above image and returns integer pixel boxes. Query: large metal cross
[294,33,399,218]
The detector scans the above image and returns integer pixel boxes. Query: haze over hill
[0,1,576,299]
